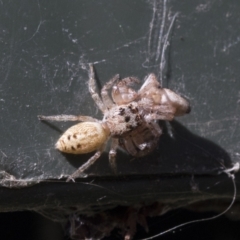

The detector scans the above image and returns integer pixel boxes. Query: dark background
[0,0,240,239]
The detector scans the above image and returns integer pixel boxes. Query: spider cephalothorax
[38,64,190,181]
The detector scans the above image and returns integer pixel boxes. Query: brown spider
[38,64,190,182]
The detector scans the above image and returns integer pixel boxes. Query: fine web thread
[139,163,239,240]
[141,1,238,239]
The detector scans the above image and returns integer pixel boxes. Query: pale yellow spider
[38,64,190,182]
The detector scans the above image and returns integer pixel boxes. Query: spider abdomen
[55,122,109,154]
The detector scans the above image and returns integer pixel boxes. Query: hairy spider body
[103,102,143,137]
[38,64,190,181]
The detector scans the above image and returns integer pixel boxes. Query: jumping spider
[38,64,190,182]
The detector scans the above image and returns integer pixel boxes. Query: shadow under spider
[55,120,232,178]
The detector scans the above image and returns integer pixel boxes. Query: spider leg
[120,76,140,86]
[138,73,160,95]
[164,121,175,138]
[139,103,175,121]
[112,77,139,105]
[109,138,118,174]
[101,74,119,108]
[119,137,138,156]
[89,64,106,112]
[38,115,98,122]
[149,121,162,136]
[132,122,161,157]
[132,123,161,148]
[144,112,174,121]
[119,123,161,158]
[66,143,106,182]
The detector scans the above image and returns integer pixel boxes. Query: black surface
[1,210,240,240]
[0,211,63,240]
[0,0,240,232]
